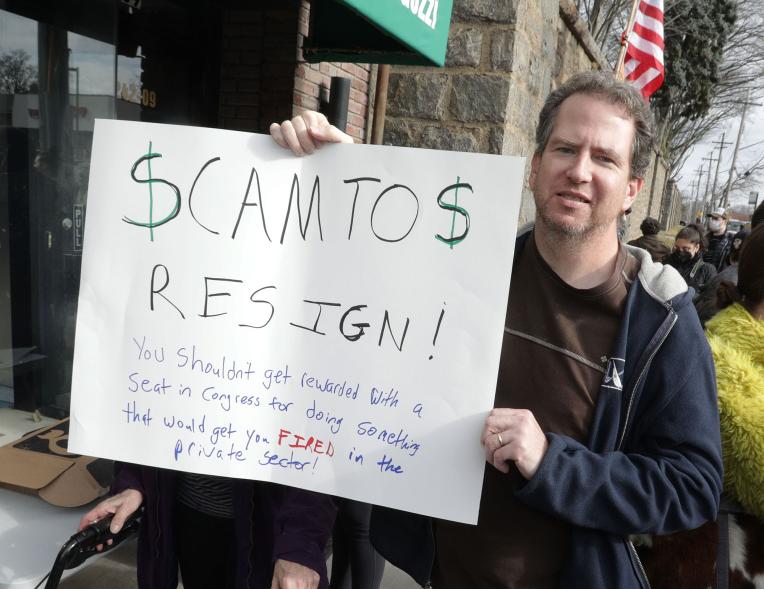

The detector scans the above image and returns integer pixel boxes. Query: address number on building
[400,0,439,29]
[119,82,157,108]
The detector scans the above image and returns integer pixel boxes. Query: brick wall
[217,2,373,143]
[624,153,671,241]
[219,4,300,133]
[294,1,373,142]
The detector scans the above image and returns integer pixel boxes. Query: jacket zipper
[615,303,676,589]
[616,306,677,451]
[627,539,651,589]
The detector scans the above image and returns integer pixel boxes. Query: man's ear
[623,177,643,213]
[529,153,541,191]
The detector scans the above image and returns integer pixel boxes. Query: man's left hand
[481,408,549,479]
[270,559,320,589]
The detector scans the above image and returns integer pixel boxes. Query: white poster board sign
[69,120,524,524]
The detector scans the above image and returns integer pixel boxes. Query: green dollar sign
[435,176,473,249]
[123,141,181,241]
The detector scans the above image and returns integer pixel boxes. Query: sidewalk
[57,538,420,589]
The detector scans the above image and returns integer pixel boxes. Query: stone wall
[661,180,683,229]
[624,151,670,241]
[383,0,604,226]
[381,0,673,231]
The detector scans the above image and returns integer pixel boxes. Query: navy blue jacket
[370,233,723,588]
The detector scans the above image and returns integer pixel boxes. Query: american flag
[623,0,665,99]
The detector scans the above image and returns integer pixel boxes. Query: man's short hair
[640,217,661,236]
[534,70,656,179]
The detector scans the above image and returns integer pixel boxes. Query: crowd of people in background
[628,202,761,320]
[627,202,764,587]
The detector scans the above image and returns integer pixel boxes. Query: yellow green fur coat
[706,303,764,519]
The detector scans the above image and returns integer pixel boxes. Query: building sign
[118,82,157,109]
[73,204,85,252]
[304,0,454,66]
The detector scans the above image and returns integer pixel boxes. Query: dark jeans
[330,500,385,589]
[175,500,236,589]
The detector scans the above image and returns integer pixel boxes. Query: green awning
[304,0,453,66]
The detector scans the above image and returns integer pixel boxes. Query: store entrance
[0,0,221,415]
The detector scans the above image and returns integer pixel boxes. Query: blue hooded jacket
[370,232,723,588]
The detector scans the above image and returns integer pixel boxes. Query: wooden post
[370,64,390,145]
[615,0,640,79]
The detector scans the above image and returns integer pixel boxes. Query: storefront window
[1,0,221,416]
[0,1,117,414]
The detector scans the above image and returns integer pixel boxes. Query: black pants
[175,500,236,589]
[329,500,385,589]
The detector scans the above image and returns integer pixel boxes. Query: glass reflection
[0,3,116,414]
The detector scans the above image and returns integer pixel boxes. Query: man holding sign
[272,71,722,588]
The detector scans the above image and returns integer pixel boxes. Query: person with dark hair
[695,229,750,324]
[271,70,722,589]
[703,207,733,271]
[664,224,717,299]
[752,199,764,229]
[627,216,671,262]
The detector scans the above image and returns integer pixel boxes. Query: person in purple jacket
[79,463,335,589]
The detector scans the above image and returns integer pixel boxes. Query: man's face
[530,93,643,240]
[708,216,727,234]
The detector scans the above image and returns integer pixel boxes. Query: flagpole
[615,0,641,79]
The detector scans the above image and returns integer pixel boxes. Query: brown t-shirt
[432,233,639,589]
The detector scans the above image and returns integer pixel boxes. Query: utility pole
[691,165,705,223]
[702,155,718,217]
[710,133,731,209]
[722,91,763,208]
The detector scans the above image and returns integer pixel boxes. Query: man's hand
[269,111,353,156]
[481,408,549,479]
[77,488,143,550]
[270,559,320,589]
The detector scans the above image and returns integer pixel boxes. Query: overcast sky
[677,101,764,214]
